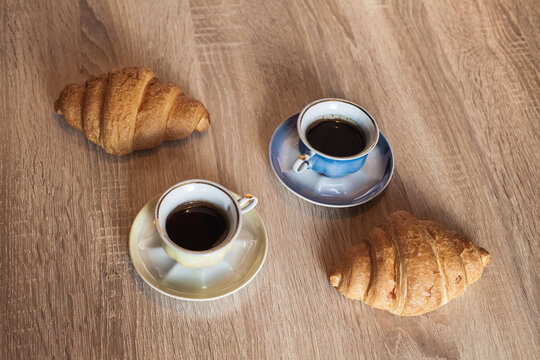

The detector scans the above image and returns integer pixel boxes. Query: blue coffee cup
[292,99,379,178]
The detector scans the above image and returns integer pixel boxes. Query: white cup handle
[238,194,258,213]
[292,151,315,173]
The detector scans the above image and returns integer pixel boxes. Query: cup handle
[238,194,258,214]
[292,150,315,173]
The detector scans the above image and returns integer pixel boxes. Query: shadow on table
[52,111,211,165]
[316,171,469,278]
[125,258,255,317]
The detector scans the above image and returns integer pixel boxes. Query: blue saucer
[269,114,394,208]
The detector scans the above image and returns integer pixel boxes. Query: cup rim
[154,179,242,255]
[297,98,380,161]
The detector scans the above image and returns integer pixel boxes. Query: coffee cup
[292,98,379,178]
[155,179,258,268]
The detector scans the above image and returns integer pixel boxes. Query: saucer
[129,193,268,301]
[269,113,394,208]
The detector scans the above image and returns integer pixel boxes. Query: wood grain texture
[1,0,539,358]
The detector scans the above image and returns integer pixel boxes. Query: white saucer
[129,193,268,301]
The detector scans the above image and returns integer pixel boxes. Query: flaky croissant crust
[54,67,210,155]
[330,211,491,316]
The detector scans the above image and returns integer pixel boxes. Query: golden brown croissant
[330,211,491,316]
[54,67,210,155]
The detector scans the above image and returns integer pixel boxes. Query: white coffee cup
[155,179,258,268]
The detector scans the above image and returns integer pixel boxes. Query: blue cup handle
[293,150,316,173]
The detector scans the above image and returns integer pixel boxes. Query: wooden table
[2,0,539,358]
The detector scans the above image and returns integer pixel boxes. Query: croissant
[54,67,210,155]
[330,211,491,316]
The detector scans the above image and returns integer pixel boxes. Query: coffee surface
[306,119,366,157]
[165,202,229,251]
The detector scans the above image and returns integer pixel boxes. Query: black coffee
[306,119,366,157]
[165,202,229,251]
